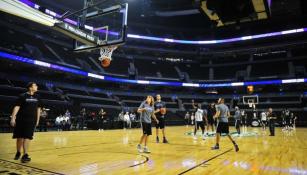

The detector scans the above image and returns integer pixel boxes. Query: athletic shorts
[195,121,205,130]
[261,120,267,125]
[155,117,165,129]
[286,118,291,125]
[142,122,152,135]
[207,116,214,125]
[216,122,229,134]
[13,119,36,140]
[235,120,241,128]
[242,118,248,125]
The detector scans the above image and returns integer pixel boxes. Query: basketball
[101,57,111,67]
[160,108,166,115]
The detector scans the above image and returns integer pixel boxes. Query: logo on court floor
[185,131,258,137]
[0,159,63,175]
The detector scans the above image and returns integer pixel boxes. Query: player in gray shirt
[212,98,239,152]
[233,106,241,135]
[137,95,159,153]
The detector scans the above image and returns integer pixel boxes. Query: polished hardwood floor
[0,126,306,175]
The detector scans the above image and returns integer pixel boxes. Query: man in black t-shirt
[79,108,86,130]
[10,82,42,163]
[207,103,216,132]
[39,108,48,132]
[284,109,291,130]
[154,94,168,143]
[98,108,106,131]
[267,108,277,136]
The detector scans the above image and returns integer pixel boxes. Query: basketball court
[0,0,306,175]
[0,127,306,175]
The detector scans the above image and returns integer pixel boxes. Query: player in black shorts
[10,82,42,163]
[211,98,239,152]
[207,103,216,132]
[285,109,291,131]
[98,108,106,131]
[267,108,277,136]
[137,95,159,153]
[281,109,287,130]
[154,94,169,143]
[241,110,248,133]
[233,106,241,135]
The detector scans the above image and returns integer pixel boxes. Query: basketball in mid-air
[101,57,111,67]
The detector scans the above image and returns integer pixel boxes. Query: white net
[98,45,118,61]
[248,102,254,108]
[247,99,255,108]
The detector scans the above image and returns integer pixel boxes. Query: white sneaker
[137,144,142,153]
[202,135,206,140]
[193,136,198,140]
[143,147,151,153]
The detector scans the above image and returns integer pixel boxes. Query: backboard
[243,95,259,108]
[0,0,128,53]
[53,0,128,52]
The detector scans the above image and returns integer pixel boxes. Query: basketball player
[39,108,47,132]
[55,115,62,131]
[124,112,131,129]
[10,82,41,163]
[207,103,216,132]
[281,109,286,130]
[63,111,71,131]
[154,94,168,143]
[260,111,267,131]
[79,108,86,130]
[98,108,106,131]
[191,112,195,125]
[184,112,190,127]
[137,95,159,153]
[233,106,241,135]
[241,109,248,133]
[193,104,206,140]
[252,105,257,119]
[290,112,297,130]
[267,108,277,136]
[285,109,291,130]
[211,98,239,152]
[192,100,208,137]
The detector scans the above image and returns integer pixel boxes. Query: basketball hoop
[98,45,118,67]
[98,45,118,62]
[247,98,255,108]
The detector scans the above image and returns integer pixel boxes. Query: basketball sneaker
[137,144,142,153]
[234,144,239,152]
[211,145,219,150]
[143,147,151,153]
[21,154,31,163]
[14,151,21,160]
